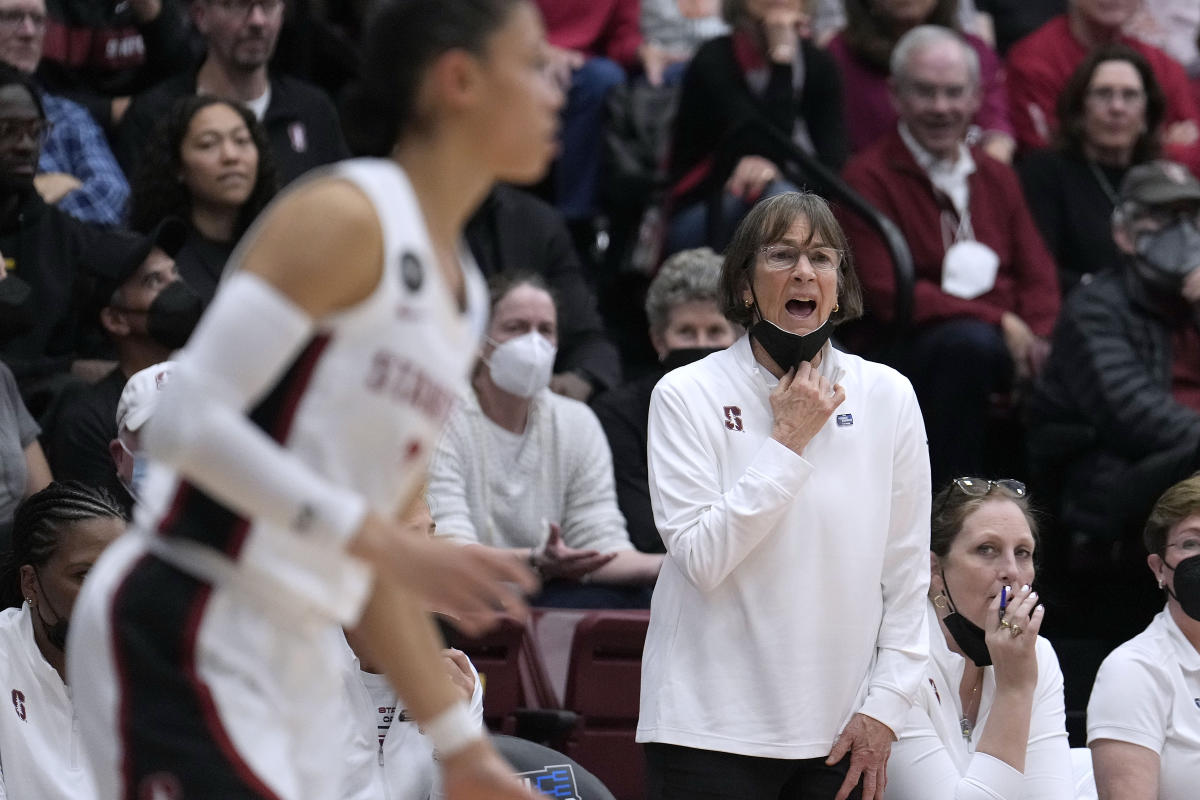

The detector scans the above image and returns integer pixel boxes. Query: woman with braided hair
[0,481,124,799]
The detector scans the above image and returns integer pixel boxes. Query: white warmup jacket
[0,604,96,799]
[340,637,485,800]
[638,336,932,758]
[1088,608,1200,799]
[887,603,1074,799]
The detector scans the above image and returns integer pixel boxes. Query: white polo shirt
[0,604,96,799]
[1087,608,1200,798]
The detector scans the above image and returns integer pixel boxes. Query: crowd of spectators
[5,0,1200,797]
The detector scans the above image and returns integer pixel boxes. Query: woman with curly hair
[129,95,278,306]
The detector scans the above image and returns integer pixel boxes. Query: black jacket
[1029,266,1200,537]
[117,70,350,186]
[0,192,122,383]
[466,186,622,393]
[668,34,847,209]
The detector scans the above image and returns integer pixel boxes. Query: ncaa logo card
[518,763,581,799]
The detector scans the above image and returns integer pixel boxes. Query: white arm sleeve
[859,385,931,733]
[143,272,367,545]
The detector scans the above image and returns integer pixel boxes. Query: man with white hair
[838,25,1060,488]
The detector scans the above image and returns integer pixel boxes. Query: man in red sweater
[1007,0,1200,173]
[839,25,1060,488]
[534,0,642,226]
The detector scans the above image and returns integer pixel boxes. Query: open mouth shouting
[786,298,817,319]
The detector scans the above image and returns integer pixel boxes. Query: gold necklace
[959,669,984,743]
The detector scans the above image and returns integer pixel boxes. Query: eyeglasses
[0,9,46,30]
[950,477,1027,498]
[758,243,842,272]
[1086,86,1146,107]
[933,477,1026,519]
[0,118,51,144]
[1164,537,1200,555]
[208,0,285,15]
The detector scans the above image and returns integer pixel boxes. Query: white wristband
[425,701,483,758]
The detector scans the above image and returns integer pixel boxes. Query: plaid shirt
[39,92,129,227]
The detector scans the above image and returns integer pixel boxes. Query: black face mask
[0,273,33,337]
[147,280,203,350]
[939,575,992,667]
[33,568,70,653]
[749,317,834,372]
[1134,219,1200,293]
[661,347,723,372]
[1163,554,1200,622]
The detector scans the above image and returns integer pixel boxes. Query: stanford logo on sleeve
[723,406,743,432]
[11,688,25,721]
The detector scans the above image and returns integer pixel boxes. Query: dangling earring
[932,592,948,609]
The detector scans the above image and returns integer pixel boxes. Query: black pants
[645,743,863,800]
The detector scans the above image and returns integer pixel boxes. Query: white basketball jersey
[137,158,487,623]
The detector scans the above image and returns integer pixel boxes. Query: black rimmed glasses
[758,243,841,272]
[1085,86,1146,107]
[0,118,51,145]
[0,10,45,30]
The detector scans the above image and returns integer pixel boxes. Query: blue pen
[999,585,1008,620]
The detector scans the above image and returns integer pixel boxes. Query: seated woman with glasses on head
[1088,473,1200,799]
[886,478,1075,800]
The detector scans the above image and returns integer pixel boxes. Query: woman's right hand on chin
[769,361,845,457]
[987,584,1042,693]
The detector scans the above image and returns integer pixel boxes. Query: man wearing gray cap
[1030,159,1200,556]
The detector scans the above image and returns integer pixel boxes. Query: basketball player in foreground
[66,1,561,797]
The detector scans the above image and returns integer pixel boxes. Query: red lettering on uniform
[723,406,744,432]
[11,689,25,721]
[363,350,456,420]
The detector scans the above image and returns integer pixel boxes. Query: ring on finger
[1010,623,1023,637]
[999,617,1011,629]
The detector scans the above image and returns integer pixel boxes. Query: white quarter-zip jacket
[0,604,96,799]
[638,336,931,758]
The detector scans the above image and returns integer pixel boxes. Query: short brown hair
[930,480,1040,558]
[719,192,864,329]
[1143,473,1200,555]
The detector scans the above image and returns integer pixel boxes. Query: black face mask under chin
[1162,553,1200,622]
[661,347,722,372]
[749,317,835,372]
[938,575,992,667]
